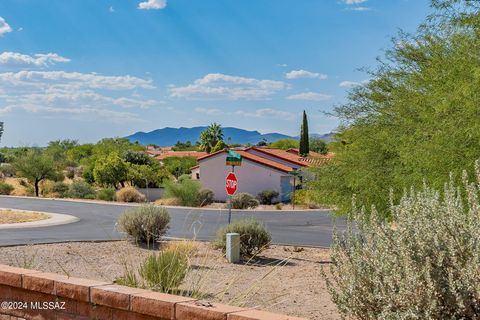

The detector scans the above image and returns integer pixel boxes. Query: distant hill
[126,126,334,146]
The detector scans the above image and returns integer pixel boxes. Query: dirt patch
[0,241,339,319]
[0,209,49,224]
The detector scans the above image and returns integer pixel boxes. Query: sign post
[289,170,301,210]
[226,150,242,224]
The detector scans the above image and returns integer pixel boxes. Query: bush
[256,190,279,205]
[139,249,189,293]
[163,179,201,207]
[96,188,116,201]
[197,189,214,207]
[231,193,259,209]
[42,181,69,197]
[117,204,170,244]
[325,165,480,319]
[116,187,146,203]
[66,180,95,199]
[214,219,271,257]
[0,182,14,195]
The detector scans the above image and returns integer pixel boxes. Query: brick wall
[0,264,306,320]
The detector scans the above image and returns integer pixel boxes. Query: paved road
[0,196,345,247]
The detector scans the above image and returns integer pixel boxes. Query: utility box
[226,233,240,263]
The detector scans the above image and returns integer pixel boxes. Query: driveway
[0,196,345,247]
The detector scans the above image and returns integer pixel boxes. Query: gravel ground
[0,209,49,224]
[0,241,340,320]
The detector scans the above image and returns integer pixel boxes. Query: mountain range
[126,126,333,146]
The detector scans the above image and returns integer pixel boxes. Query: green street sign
[226,150,242,166]
[289,170,301,176]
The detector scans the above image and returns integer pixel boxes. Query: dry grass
[0,209,49,224]
[0,241,339,319]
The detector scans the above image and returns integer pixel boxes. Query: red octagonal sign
[225,172,238,196]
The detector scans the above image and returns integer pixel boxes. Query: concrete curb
[0,208,80,229]
[0,195,331,214]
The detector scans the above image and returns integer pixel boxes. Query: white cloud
[339,80,368,88]
[235,108,295,120]
[138,0,167,10]
[0,17,12,36]
[286,92,332,101]
[194,107,223,116]
[0,70,157,123]
[0,52,71,67]
[0,104,142,123]
[285,69,327,80]
[0,70,154,90]
[342,0,367,4]
[347,6,371,11]
[170,73,288,100]
[109,6,115,13]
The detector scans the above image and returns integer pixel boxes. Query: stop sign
[225,172,238,196]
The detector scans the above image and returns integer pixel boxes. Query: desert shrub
[42,181,68,197]
[275,203,283,210]
[96,188,116,201]
[0,164,16,177]
[116,187,146,203]
[66,180,95,199]
[214,219,271,257]
[19,179,28,187]
[230,193,259,209]
[197,189,214,206]
[0,182,14,195]
[256,190,279,205]
[294,189,320,209]
[117,204,170,244]
[139,248,189,293]
[65,167,75,179]
[325,165,480,319]
[163,179,201,207]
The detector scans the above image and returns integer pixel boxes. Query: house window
[196,173,200,179]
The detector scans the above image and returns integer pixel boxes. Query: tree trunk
[120,181,125,188]
[34,180,40,197]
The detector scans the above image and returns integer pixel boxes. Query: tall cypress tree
[299,110,309,157]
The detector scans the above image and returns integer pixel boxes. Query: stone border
[0,264,306,320]
[0,208,79,229]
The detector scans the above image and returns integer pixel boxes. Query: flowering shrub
[325,162,480,319]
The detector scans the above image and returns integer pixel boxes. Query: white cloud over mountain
[170,73,288,100]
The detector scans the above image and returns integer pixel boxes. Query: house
[192,147,333,202]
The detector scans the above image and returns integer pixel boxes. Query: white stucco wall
[198,152,291,201]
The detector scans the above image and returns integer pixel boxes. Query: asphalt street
[0,196,345,247]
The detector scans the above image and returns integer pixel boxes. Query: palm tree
[199,123,224,153]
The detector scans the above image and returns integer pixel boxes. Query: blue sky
[0,0,430,146]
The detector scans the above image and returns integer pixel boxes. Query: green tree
[13,150,60,196]
[162,156,197,179]
[269,139,299,150]
[309,137,328,155]
[198,123,224,153]
[93,153,129,188]
[308,0,480,214]
[123,150,152,165]
[211,140,228,153]
[299,110,309,156]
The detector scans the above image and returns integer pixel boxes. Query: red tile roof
[246,147,334,167]
[155,151,208,160]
